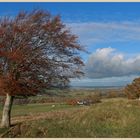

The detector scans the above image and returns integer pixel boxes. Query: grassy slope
[1,98,140,137]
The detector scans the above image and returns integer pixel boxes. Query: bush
[66,99,78,105]
[85,93,101,104]
[125,77,140,99]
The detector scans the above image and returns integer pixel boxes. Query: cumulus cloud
[85,47,140,78]
[67,22,140,45]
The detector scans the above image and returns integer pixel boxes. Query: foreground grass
[1,98,140,137]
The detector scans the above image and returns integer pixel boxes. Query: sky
[0,2,140,87]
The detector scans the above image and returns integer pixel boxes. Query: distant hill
[70,85,124,90]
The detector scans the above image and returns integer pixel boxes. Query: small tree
[0,10,85,128]
[125,77,140,99]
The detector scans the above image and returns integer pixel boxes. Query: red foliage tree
[0,10,85,128]
[125,77,140,99]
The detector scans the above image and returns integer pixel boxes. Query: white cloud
[67,21,140,45]
[85,47,140,78]
[67,21,140,85]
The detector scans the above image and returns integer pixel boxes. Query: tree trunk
[1,94,13,128]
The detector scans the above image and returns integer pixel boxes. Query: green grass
[0,103,80,117]
[35,98,140,138]
[1,98,140,137]
[12,103,81,116]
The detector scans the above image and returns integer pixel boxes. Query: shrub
[125,77,140,99]
[66,99,78,105]
[85,93,101,104]
[106,90,117,98]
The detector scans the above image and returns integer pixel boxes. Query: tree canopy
[0,10,85,96]
[125,77,140,99]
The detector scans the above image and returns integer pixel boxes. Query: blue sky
[0,3,140,58]
[1,2,140,86]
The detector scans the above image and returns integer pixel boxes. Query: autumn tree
[0,10,85,128]
[125,77,140,99]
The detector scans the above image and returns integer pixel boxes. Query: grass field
[1,95,140,138]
